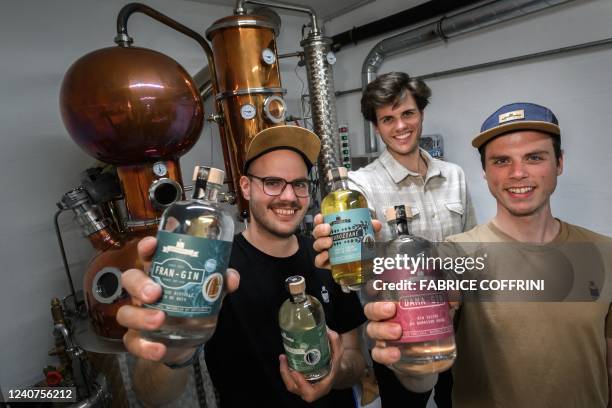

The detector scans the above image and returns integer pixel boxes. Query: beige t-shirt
[447,221,612,408]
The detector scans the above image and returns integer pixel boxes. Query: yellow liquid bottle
[321,167,374,290]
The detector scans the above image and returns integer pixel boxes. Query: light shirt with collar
[348,148,476,242]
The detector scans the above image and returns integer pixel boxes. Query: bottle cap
[192,165,208,182]
[286,275,306,295]
[207,167,225,185]
[326,166,348,182]
[385,205,408,221]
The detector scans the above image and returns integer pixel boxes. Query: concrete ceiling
[188,0,376,21]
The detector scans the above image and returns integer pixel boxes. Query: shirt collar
[379,148,443,184]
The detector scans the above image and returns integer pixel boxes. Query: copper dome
[60,46,203,164]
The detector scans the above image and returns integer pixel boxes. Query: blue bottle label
[324,208,375,265]
[145,230,232,318]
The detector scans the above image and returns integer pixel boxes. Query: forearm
[131,358,190,407]
[332,348,366,389]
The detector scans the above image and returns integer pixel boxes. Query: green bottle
[279,276,330,382]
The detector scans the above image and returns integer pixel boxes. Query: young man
[351,72,476,407]
[353,71,476,242]
[118,125,366,407]
[360,102,612,407]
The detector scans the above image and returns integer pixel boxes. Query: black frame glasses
[247,174,312,198]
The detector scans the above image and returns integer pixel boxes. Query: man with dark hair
[347,72,476,407]
[359,102,612,407]
[117,125,367,408]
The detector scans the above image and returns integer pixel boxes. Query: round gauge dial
[152,162,167,177]
[262,48,276,65]
[240,103,257,120]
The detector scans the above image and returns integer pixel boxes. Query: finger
[117,304,165,331]
[314,251,330,270]
[366,321,402,341]
[225,268,240,294]
[123,329,167,361]
[313,213,324,227]
[371,344,401,365]
[289,369,318,402]
[137,236,157,270]
[312,222,331,240]
[327,329,343,367]
[372,219,382,233]
[363,301,396,321]
[313,236,332,253]
[122,268,161,305]
[279,355,299,394]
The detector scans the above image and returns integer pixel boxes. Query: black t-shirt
[205,233,366,408]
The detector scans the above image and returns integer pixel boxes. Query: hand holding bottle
[278,328,344,403]
[117,236,240,364]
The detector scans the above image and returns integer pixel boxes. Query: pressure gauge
[240,103,257,120]
[326,51,337,65]
[152,161,167,177]
[262,48,276,65]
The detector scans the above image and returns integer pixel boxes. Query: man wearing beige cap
[354,102,612,407]
[118,125,366,407]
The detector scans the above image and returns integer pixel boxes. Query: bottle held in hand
[279,276,331,382]
[321,166,375,290]
[143,166,234,347]
[383,205,456,375]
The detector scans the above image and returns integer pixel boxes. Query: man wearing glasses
[118,125,366,407]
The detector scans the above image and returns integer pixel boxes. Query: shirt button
[432,214,436,219]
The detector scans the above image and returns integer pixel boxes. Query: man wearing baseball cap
[330,102,612,407]
[118,125,367,407]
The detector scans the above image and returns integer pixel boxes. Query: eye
[402,110,416,118]
[264,178,284,188]
[492,158,510,165]
[293,180,309,190]
[527,154,544,162]
[380,117,392,124]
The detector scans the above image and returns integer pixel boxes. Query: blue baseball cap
[472,102,561,148]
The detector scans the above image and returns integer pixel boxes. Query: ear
[239,175,251,201]
[556,151,564,176]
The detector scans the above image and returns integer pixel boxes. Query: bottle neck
[291,292,307,303]
[394,217,410,238]
[331,177,349,191]
[193,181,221,203]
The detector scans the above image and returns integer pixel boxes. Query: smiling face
[483,130,563,219]
[240,149,310,238]
[374,91,424,159]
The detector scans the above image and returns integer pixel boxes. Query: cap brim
[472,121,560,148]
[245,125,321,169]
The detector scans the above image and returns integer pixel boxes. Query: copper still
[60,34,202,340]
[206,14,287,216]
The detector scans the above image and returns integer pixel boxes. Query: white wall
[326,0,612,236]
[0,0,309,390]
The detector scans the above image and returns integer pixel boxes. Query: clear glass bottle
[143,166,234,348]
[383,205,456,375]
[321,166,375,290]
[278,276,330,382]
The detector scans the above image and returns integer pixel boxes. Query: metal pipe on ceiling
[361,0,576,154]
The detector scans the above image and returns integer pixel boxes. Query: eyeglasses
[247,174,312,198]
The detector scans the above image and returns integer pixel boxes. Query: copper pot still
[59,45,203,340]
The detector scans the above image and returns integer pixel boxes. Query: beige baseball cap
[244,125,321,171]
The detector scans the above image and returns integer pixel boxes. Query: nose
[279,182,298,201]
[509,161,528,179]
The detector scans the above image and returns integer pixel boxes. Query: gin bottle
[279,276,330,382]
[144,166,234,347]
[321,166,374,290]
[383,205,456,375]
